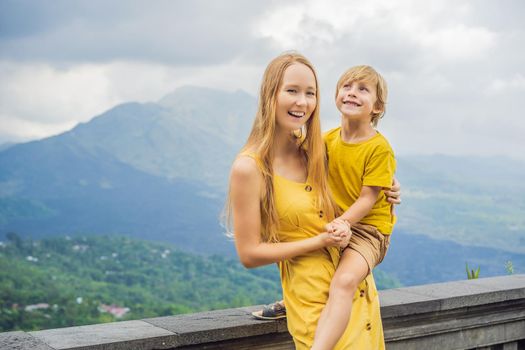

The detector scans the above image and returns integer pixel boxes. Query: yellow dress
[274,174,385,349]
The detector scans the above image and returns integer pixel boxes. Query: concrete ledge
[29,320,178,350]
[2,275,525,350]
[0,331,55,350]
[380,274,525,318]
[381,275,525,350]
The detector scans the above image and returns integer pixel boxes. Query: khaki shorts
[346,223,390,272]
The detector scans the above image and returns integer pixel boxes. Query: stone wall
[1,275,524,350]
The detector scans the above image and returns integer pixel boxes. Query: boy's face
[336,79,381,121]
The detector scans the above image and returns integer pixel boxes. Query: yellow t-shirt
[324,127,396,234]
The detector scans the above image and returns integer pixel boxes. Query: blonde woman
[227,52,397,349]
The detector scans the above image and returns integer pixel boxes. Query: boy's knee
[331,272,360,294]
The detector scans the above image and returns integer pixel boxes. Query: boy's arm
[338,185,382,224]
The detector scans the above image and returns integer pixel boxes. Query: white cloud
[0,0,523,160]
[0,60,263,142]
[418,25,496,61]
[0,113,77,141]
[255,0,496,62]
[0,62,112,124]
[486,74,525,93]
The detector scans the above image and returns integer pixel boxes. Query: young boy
[311,65,396,349]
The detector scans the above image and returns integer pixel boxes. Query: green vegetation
[505,261,514,275]
[0,234,282,331]
[0,234,401,332]
[465,262,480,279]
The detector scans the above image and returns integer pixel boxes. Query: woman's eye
[287,89,297,93]
[307,91,316,96]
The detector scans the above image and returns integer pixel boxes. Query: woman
[227,52,395,349]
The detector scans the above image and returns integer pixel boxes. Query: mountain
[0,142,15,152]
[395,155,525,254]
[0,85,524,281]
[379,229,525,286]
[0,87,256,255]
[69,86,255,189]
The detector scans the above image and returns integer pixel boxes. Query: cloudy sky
[1,0,524,159]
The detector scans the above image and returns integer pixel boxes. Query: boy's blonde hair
[336,65,388,127]
[225,52,338,243]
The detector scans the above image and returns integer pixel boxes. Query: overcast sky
[1,0,524,159]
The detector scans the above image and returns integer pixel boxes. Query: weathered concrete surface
[145,304,288,346]
[386,319,525,350]
[381,275,525,350]
[29,320,177,350]
[1,275,523,349]
[381,274,525,318]
[0,331,54,350]
[174,332,294,350]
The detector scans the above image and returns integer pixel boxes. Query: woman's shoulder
[231,154,262,184]
[232,155,258,174]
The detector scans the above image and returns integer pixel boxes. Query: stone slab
[30,320,178,350]
[384,303,525,341]
[0,331,54,350]
[379,288,439,318]
[383,276,525,313]
[386,319,525,350]
[463,275,525,298]
[145,305,287,346]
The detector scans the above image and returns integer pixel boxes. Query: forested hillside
[0,234,401,331]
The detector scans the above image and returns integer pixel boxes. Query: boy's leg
[311,249,369,350]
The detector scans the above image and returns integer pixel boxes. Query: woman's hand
[384,177,401,204]
[318,232,344,247]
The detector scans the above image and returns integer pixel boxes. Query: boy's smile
[342,99,362,107]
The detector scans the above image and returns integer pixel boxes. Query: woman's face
[275,63,317,132]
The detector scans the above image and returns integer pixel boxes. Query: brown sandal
[251,301,286,320]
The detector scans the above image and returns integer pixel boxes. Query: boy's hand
[384,177,401,204]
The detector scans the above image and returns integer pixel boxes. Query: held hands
[325,218,352,248]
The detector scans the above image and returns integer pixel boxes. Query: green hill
[0,234,280,331]
[0,234,401,332]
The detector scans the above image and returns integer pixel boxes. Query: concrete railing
[1,275,524,350]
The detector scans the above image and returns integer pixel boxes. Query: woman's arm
[385,177,401,204]
[230,156,342,268]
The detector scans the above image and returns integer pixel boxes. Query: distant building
[25,303,50,312]
[72,244,89,252]
[98,304,130,318]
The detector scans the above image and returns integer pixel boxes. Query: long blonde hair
[226,52,337,243]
